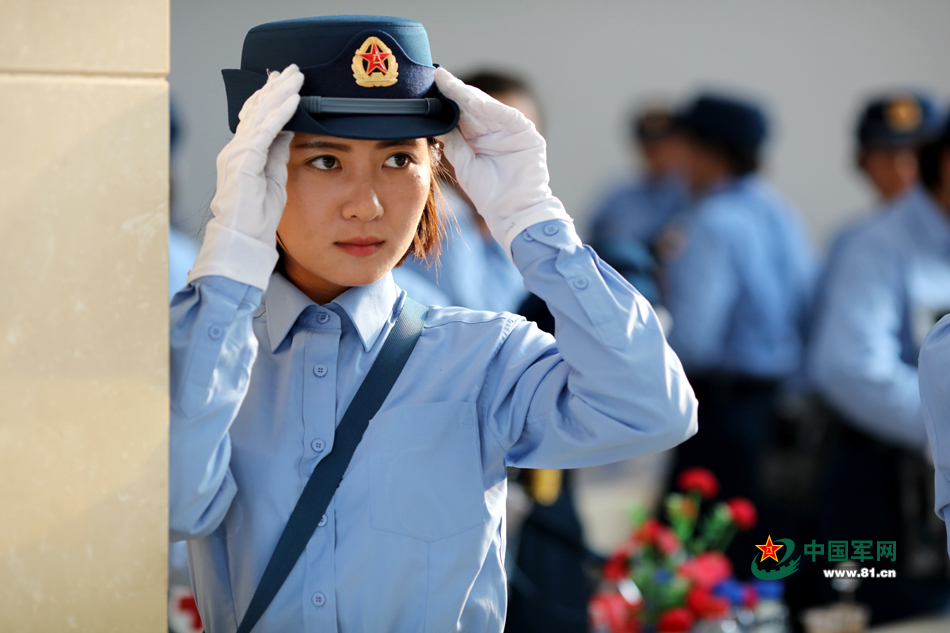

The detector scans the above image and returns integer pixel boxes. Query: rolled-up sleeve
[920,315,950,554]
[480,219,698,468]
[169,275,262,541]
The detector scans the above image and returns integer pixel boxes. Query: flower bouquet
[589,467,759,633]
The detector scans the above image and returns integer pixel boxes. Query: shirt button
[573,277,589,290]
[311,592,326,607]
[311,438,326,452]
[543,224,559,236]
[208,325,223,340]
[318,514,328,527]
[317,312,330,324]
[313,364,328,378]
[523,232,535,242]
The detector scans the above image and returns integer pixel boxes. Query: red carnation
[656,607,695,633]
[633,518,662,545]
[589,592,638,633]
[677,551,732,589]
[654,523,680,555]
[633,519,680,555]
[725,497,758,530]
[677,467,719,499]
[685,586,729,618]
[603,546,631,582]
[742,583,759,609]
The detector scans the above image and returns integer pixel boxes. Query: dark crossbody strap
[235,298,428,633]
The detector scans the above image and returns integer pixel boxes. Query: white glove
[187,64,304,290]
[434,67,573,259]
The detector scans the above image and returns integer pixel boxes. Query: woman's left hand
[434,68,572,257]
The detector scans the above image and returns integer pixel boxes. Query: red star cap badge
[755,535,784,563]
[360,43,390,74]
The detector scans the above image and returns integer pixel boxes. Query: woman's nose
[341,181,384,222]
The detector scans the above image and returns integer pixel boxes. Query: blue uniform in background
[807,187,950,620]
[921,315,950,554]
[662,174,814,583]
[394,187,527,312]
[589,175,688,249]
[169,221,697,633]
[169,227,200,301]
[809,186,950,449]
[666,175,815,379]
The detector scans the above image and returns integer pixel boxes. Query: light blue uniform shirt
[589,174,688,248]
[394,188,527,312]
[665,175,815,378]
[169,220,697,633]
[921,315,950,554]
[810,187,950,450]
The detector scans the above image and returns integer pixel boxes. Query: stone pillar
[0,2,170,630]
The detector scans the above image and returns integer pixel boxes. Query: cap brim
[283,102,459,140]
[223,68,459,140]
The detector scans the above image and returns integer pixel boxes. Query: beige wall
[0,2,170,631]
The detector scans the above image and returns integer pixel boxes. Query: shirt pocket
[369,401,486,542]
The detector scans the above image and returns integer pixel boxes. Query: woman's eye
[384,153,413,168]
[309,156,339,170]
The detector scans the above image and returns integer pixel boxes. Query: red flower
[677,551,732,588]
[633,519,680,555]
[725,497,758,530]
[677,467,719,499]
[742,583,759,609]
[656,607,695,633]
[603,546,631,582]
[685,586,729,618]
[655,524,680,555]
[589,592,638,633]
[633,518,662,544]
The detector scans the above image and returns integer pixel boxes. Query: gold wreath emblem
[351,36,399,88]
[885,97,922,132]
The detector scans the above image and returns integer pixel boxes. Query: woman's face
[278,133,432,303]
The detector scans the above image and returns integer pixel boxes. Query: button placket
[302,326,339,476]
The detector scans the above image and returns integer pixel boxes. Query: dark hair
[630,107,676,145]
[918,137,949,192]
[688,132,760,177]
[399,138,450,266]
[461,70,532,98]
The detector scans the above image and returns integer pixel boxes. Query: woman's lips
[335,237,384,257]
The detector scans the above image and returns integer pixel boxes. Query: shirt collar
[262,271,399,353]
[906,186,950,256]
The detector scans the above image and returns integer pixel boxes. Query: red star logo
[360,43,390,74]
[755,535,784,563]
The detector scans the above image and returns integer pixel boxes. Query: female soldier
[169,15,696,633]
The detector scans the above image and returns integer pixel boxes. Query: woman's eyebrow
[294,139,351,151]
[375,139,418,149]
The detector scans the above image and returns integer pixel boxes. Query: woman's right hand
[187,64,304,291]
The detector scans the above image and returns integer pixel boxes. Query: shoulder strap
[236,298,428,633]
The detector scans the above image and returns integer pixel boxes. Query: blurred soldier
[809,112,950,622]
[393,70,533,313]
[856,93,944,204]
[589,105,688,252]
[819,93,945,286]
[662,93,815,570]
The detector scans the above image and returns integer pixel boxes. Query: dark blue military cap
[675,93,769,153]
[222,15,459,140]
[855,92,944,148]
